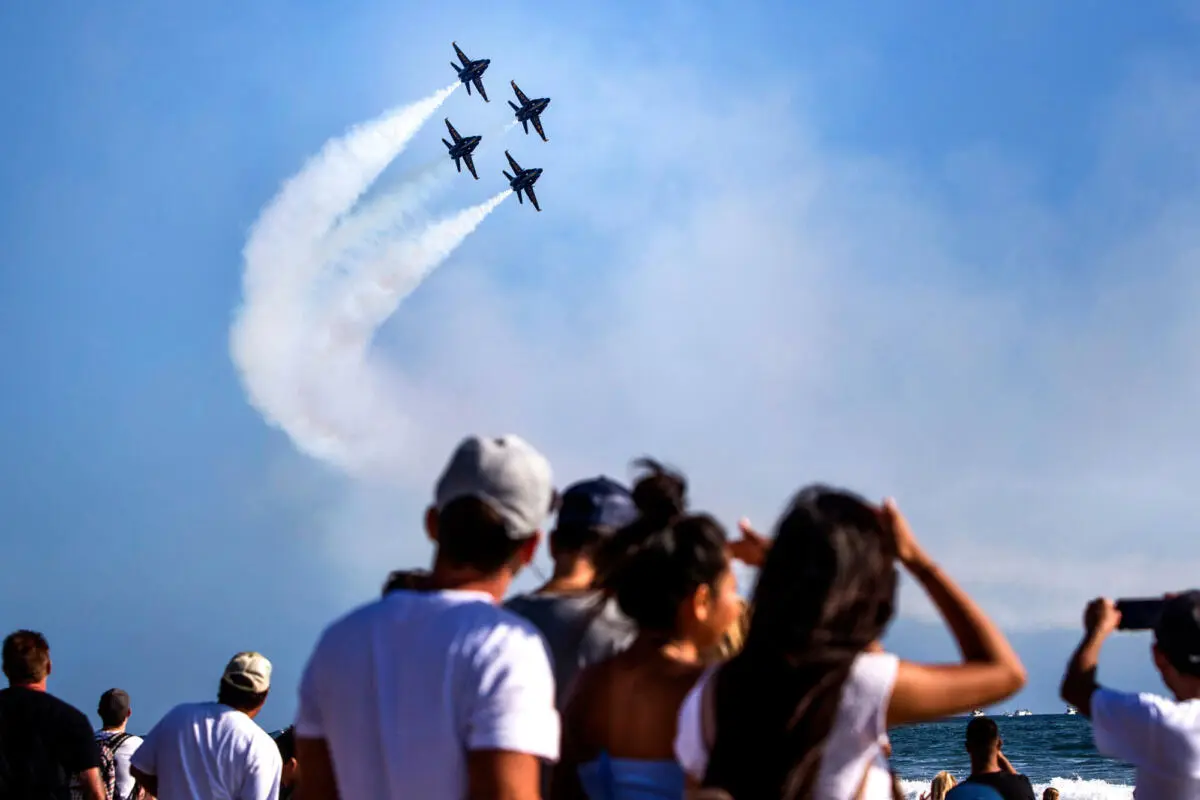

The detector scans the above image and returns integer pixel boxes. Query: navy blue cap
[555,476,638,532]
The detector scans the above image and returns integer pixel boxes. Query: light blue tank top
[578,751,686,800]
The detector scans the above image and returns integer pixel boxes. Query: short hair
[548,522,607,559]
[1042,789,1060,800]
[274,726,296,761]
[2,630,50,683]
[217,681,268,712]
[436,496,534,574]
[965,716,1000,752]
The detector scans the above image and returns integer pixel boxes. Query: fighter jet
[442,118,481,179]
[451,42,490,101]
[503,150,543,212]
[508,81,550,142]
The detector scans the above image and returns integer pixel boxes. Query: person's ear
[516,531,541,566]
[692,583,713,623]
[425,507,439,543]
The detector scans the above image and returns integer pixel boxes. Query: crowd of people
[3,432,1200,799]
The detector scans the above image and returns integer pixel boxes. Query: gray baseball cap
[434,435,555,538]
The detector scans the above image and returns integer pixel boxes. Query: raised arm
[883,500,1026,726]
[1060,597,1120,718]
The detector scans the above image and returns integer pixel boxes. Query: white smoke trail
[291,190,513,479]
[230,83,458,467]
[326,190,512,339]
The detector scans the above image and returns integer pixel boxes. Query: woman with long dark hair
[674,486,1026,799]
[550,459,756,800]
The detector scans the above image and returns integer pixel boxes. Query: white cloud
[253,38,1200,629]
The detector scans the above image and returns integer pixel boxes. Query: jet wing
[511,80,530,105]
[463,154,478,180]
[505,151,522,173]
[531,115,547,142]
[444,118,462,143]
[473,77,488,102]
[453,42,471,67]
[525,185,541,212]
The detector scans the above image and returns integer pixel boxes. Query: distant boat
[1066,705,1079,715]
[1015,709,1033,717]
[971,709,986,717]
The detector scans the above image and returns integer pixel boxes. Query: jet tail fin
[442,138,452,149]
[503,170,513,181]
[522,120,529,134]
[508,100,520,112]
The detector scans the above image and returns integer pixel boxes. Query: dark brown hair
[2,630,50,684]
[217,681,268,712]
[436,496,535,574]
[702,485,898,799]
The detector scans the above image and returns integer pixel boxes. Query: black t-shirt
[961,770,1037,800]
[0,687,101,800]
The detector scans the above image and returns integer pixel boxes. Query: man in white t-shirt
[95,688,144,800]
[130,652,282,800]
[1061,591,1200,799]
[295,434,561,800]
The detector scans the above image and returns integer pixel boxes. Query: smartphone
[1116,598,1164,630]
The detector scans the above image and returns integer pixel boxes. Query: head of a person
[2,630,51,687]
[98,688,131,728]
[699,485,898,798]
[426,434,556,580]
[274,726,300,787]
[597,459,742,652]
[1042,789,1060,800]
[216,651,271,717]
[741,485,897,660]
[549,476,638,568]
[965,716,1002,761]
[1152,590,1200,700]
[930,771,957,800]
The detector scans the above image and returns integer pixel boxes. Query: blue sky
[3,1,1200,732]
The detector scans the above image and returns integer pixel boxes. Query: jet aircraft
[442,118,481,179]
[508,81,550,142]
[503,150,543,212]
[451,42,490,101]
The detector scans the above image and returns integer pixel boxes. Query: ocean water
[891,714,1133,799]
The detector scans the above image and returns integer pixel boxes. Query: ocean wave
[899,776,1133,799]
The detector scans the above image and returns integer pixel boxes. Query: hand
[728,518,771,567]
[878,498,925,566]
[1084,597,1121,637]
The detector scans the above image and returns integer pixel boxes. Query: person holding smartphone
[1060,591,1200,799]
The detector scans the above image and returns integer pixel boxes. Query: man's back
[130,702,279,800]
[505,590,636,709]
[296,589,560,799]
[953,771,1035,800]
[94,731,142,800]
[1092,689,1200,798]
[0,687,99,800]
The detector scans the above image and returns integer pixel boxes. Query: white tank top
[674,651,900,800]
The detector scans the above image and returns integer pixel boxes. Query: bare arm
[997,752,1016,774]
[130,767,158,798]
[467,750,542,800]
[1060,598,1121,718]
[295,737,339,800]
[75,768,106,800]
[884,501,1026,726]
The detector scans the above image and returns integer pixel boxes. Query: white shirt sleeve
[294,638,325,739]
[675,666,717,781]
[465,625,560,761]
[1092,688,1163,765]
[128,721,157,775]
[236,734,283,800]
